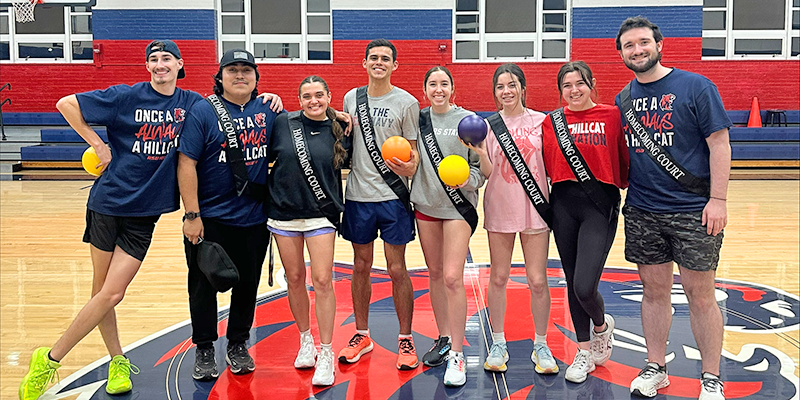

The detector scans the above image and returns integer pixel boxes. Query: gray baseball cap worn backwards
[146,39,186,79]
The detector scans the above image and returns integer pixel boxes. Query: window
[453,0,568,61]
[218,0,331,62]
[0,4,91,63]
[702,0,799,59]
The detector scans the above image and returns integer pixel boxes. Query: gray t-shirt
[410,106,485,220]
[343,86,420,202]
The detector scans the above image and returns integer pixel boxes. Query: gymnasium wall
[1,0,798,115]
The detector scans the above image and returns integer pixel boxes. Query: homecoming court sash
[619,83,710,198]
[486,112,553,228]
[549,108,617,219]
[355,86,412,213]
[205,94,267,201]
[286,111,341,230]
[419,107,479,234]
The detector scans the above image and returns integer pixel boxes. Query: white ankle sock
[491,332,506,344]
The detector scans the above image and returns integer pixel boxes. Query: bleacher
[3,110,799,172]
[726,110,800,168]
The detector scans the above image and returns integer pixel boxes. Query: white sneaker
[483,342,509,372]
[294,334,317,369]
[591,314,615,366]
[630,362,670,397]
[531,342,559,374]
[443,352,466,387]
[698,373,725,400]
[564,349,595,383]
[312,347,335,386]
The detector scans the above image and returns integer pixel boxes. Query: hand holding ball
[381,136,412,163]
[438,155,470,187]
[82,147,104,176]
[457,115,487,145]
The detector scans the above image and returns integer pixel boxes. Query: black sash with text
[419,108,479,234]
[619,83,710,198]
[205,94,267,202]
[486,112,552,228]
[286,111,341,230]
[355,86,412,214]
[549,108,616,219]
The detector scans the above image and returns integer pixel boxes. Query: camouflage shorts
[622,204,723,271]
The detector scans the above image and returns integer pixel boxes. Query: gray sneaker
[483,342,509,372]
[192,347,219,381]
[226,342,255,375]
[531,342,559,374]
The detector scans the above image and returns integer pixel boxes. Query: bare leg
[519,231,551,336]
[487,232,515,334]
[89,245,123,357]
[679,266,722,375]
[306,233,336,345]
[637,262,675,366]
[50,247,142,361]
[384,242,413,335]
[351,242,374,331]
[417,219,449,337]
[274,235,310,332]
[441,219,471,352]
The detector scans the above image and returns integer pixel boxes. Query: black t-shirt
[267,112,349,220]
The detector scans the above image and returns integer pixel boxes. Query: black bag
[196,238,239,292]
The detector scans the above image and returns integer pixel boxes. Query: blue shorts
[268,226,335,238]
[341,199,415,245]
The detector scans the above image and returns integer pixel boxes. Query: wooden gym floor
[0,178,798,399]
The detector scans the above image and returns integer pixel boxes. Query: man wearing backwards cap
[18,42,282,400]
[177,48,280,380]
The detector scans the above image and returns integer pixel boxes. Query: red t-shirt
[542,103,629,188]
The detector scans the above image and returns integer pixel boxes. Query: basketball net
[11,0,37,23]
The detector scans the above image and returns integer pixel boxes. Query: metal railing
[0,83,10,141]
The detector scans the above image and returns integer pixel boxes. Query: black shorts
[622,204,723,271]
[82,209,160,261]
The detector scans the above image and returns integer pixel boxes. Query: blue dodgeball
[458,115,487,145]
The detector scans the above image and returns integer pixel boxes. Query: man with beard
[614,16,731,400]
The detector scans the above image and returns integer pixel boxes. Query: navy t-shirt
[615,68,731,213]
[179,96,279,227]
[77,83,203,217]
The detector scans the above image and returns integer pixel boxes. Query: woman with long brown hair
[266,75,349,387]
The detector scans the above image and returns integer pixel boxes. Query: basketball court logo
[46,261,799,399]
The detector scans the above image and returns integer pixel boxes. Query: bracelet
[710,196,726,201]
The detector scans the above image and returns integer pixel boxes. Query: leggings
[551,180,620,343]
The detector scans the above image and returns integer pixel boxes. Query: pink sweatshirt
[483,109,550,233]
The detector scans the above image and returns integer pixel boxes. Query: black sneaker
[192,347,219,381]
[422,336,451,367]
[226,342,255,374]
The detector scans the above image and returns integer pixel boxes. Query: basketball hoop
[11,0,38,23]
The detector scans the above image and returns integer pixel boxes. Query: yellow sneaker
[106,355,140,395]
[19,347,60,400]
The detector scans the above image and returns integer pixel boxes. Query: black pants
[551,181,620,343]
[185,218,268,348]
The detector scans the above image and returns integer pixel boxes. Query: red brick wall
[1,38,797,114]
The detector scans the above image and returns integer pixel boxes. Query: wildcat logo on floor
[45,261,799,400]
